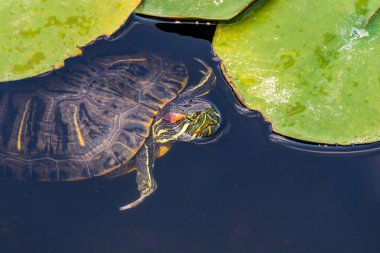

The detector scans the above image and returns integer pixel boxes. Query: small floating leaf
[0,0,140,82]
[136,0,258,20]
[213,0,380,145]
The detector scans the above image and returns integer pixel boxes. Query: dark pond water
[1,14,380,253]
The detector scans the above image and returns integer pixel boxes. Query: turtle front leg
[119,138,157,210]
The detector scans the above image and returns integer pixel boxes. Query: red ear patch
[163,112,186,123]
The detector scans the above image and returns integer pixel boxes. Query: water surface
[0,14,380,253]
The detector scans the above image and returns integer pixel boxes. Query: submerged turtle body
[0,52,188,181]
[0,51,220,209]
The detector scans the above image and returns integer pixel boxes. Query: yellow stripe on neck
[142,144,152,195]
[155,123,190,144]
[17,100,30,152]
[172,123,190,140]
[70,104,86,147]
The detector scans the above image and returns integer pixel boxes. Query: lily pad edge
[135,0,260,21]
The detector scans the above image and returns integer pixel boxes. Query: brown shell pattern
[0,52,188,180]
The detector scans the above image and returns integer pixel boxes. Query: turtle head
[153,99,220,143]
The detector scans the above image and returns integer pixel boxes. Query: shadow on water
[1,14,380,253]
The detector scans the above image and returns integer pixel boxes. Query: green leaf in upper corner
[213,0,380,145]
[135,0,258,20]
[0,0,140,82]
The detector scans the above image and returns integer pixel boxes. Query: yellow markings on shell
[113,141,134,152]
[97,138,145,177]
[70,104,85,147]
[112,58,147,65]
[128,58,147,62]
[97,161,123,176]
[17,100,30,152]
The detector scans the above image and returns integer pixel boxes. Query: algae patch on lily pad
[136,0,257,20]
[0,0,140,82]
[213,0,380,145]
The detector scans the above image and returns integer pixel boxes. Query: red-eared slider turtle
[0,52,220,210]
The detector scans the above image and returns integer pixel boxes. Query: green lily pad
[0,0,140,82]
[136,0,257,20]
[213,0,380,145]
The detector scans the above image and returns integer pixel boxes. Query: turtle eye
[163,112,186,123]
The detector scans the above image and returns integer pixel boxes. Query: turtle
[0,51,221,210]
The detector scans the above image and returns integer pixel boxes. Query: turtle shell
[0,52,188,180]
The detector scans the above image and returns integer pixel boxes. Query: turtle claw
[119,185,156,211]
[119,194,148,211]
